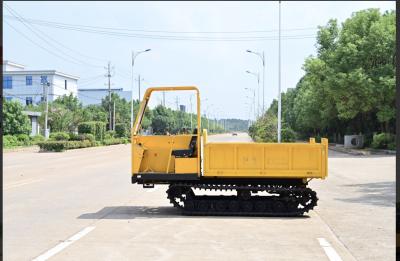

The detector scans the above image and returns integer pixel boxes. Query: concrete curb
[329,145,396,156]
[3,145,40,153]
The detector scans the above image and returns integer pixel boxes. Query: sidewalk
[3,145,40,153]
[329,144,396,156]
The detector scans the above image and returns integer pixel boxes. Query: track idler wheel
[238,190,251,200]
[272,200,287,212]
[198,201,210,212]
[215,201,228,212]
[228,200,240,212]
[184,200,195,211]
[241,201,253,212]
[254,201,267,212]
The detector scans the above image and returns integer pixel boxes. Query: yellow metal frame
[132,86,202,175]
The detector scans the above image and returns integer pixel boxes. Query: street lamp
[245,87,256,121]
[131,49,151,129]
[246,49,265,114]
[245,70,260,118]
[278,1,282,143]
[204,103,213,132]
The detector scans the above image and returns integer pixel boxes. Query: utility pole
[42,80,50,139]
[190,95,193,131]
[163,92,166,107]
[131,52,135,129]
[106,61,113,131]
[262,51,265,114]
[137,74,145,101]
[278,1,282,143]
[113,101,116,131]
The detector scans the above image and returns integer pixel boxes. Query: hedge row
[48,132,96,142]
[3,134,45,148]
[37,140,95,152]
[371,133,396,150]
[37,138,128,152]
[102,137,129,146]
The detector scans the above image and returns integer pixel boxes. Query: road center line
[32,226,95,261]
[317,238,343,261]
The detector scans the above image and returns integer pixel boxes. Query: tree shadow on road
[335,181,395,207]
[77,206,310,220]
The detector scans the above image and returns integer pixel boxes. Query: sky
[3,1,395,120]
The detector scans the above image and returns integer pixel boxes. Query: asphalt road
[4,133,395,260]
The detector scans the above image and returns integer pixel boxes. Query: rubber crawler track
[167,182,318,217]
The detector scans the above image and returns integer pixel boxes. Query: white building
[3,60,79,106]
[78,88,131,106]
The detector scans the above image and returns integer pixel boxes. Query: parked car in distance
[232,132,238,136]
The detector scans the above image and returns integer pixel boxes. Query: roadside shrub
[78,121,106,140]
[37,140,95,152]
[65,140,94,149]
[102,137,128,146]
[30,135,45,145]
[37,141,67,152]
[50,132,70,141]
[16,134,31,145]
[104,130,116,140]
[68,133,79,141]
[115,123,129,138]
[282,127,297,142]
[69,133,95,142]
[81,133,95,142]
[95,121,106,140]
[3,135,20,148]
[371,133,396,150]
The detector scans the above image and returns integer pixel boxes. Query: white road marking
[32,226,95,261]
[318,238,343,261]
[4,179,42,190]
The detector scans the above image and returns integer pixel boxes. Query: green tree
[3,99,31,135]
[249,8,395,143]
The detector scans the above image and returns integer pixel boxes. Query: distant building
[3,60,79,106]
[179,105,186,112]
[78,88,131,106]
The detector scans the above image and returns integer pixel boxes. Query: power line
[3,14,318,34]
[4,14,316,41]
[4,4,104,68]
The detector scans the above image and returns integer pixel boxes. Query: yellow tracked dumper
[132,86,328,216]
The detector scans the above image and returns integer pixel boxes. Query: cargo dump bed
[203,138,328,179]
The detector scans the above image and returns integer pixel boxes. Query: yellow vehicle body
[131,86,327,216]
[203,139,328,179]
[131,86,328,181]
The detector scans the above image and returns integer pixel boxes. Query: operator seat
[171,129,198,158]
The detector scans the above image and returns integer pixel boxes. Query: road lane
[3,133,395,260]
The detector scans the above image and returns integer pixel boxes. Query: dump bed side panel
[203,140,328,179]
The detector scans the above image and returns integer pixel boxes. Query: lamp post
[245,70,260,118]
[278,1,282,143]
[131,49,151,129]
[244,102,252,127]
[246,50,265,114]
[245,87,256,121]
[204,103,213,132]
